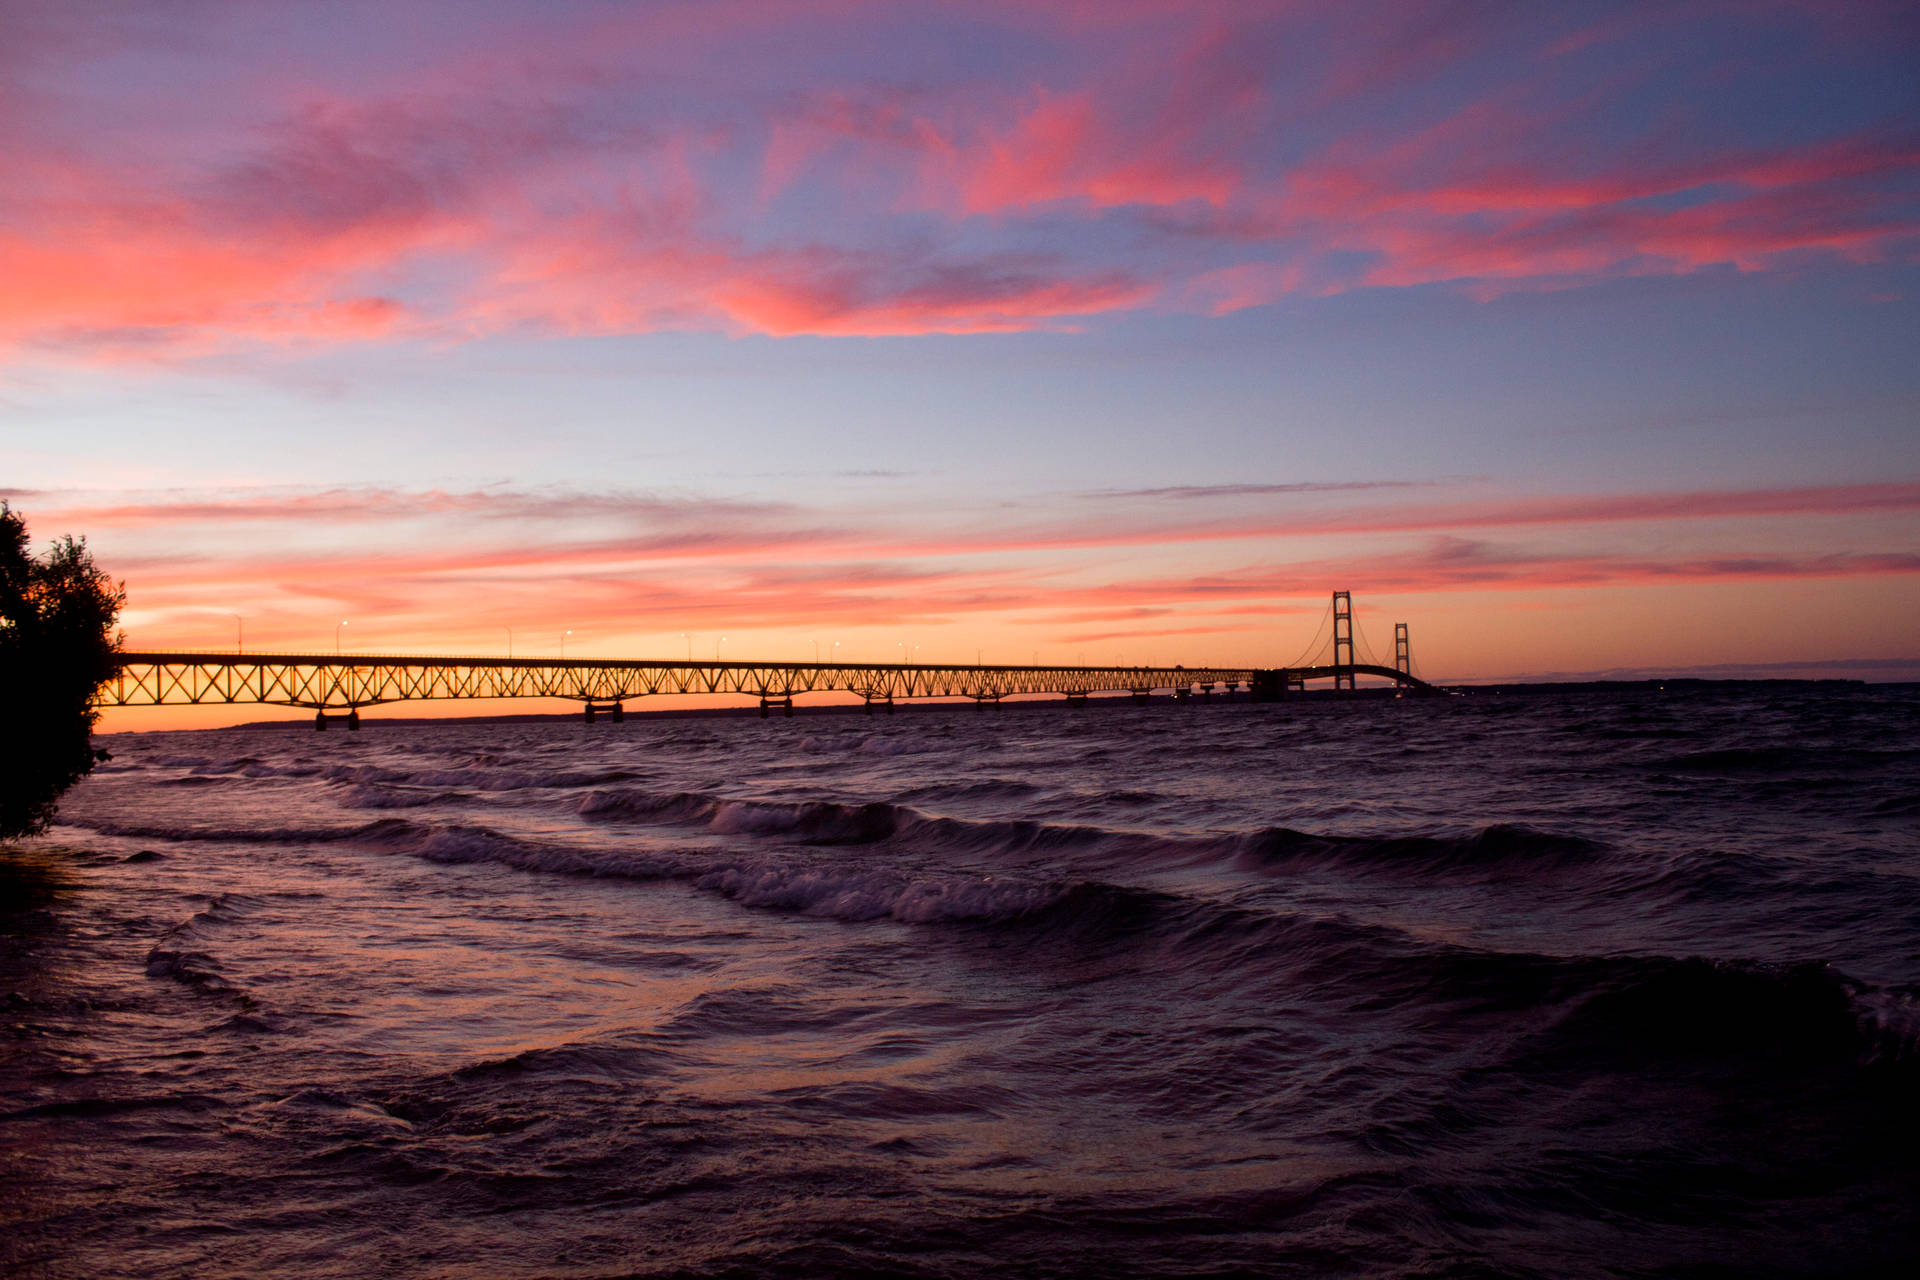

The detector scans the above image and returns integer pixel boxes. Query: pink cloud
[1,3,1914,357]
[28,478,1920,567]
[117,534,1920,656]
[950,90,1241,214]
[41,477,1913,655]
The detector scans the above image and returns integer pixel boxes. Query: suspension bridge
[103,590,1436,727]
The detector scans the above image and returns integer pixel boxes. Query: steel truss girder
[103,653,1429,711]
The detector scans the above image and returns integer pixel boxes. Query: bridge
[101,591,1437,727]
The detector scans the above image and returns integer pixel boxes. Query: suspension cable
[1286,599,1334,669]
[1354,618,1385,669]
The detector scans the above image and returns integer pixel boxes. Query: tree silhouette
[1,504,125,842]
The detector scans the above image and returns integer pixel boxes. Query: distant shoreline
[95,676,1892,734]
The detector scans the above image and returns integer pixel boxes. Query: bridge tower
[1332,590,1354,692]
[1394,622,1410,677]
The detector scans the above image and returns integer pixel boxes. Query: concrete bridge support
[314,708,360,731]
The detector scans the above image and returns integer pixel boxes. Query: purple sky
[2,0,1916,721]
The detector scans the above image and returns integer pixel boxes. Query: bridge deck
[103,653,1432,710]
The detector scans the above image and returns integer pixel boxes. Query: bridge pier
[1065,691,1088,707]
[1174,687,1190,704]
[582,701,625,723]
[313,708,360,731]
[1131,690,1151,706]
[759,695,794,719]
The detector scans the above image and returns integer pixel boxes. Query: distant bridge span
[102,652,1435,725]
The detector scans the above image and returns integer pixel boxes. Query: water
[4,684,1918,1277]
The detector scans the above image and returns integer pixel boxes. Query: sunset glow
[2,0,1915,728]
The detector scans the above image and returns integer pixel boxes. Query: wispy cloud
[3,2,1914,359]
[1078,481,1425,501]
[31,477,1912,654]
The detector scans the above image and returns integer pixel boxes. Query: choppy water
[4,684,1918,1278]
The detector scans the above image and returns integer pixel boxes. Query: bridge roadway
[104,652,1434,723]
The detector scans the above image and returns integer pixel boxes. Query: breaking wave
[577,784,1607,876]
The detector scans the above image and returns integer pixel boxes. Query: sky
[1,0,1916,729]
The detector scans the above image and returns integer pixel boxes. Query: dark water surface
[5,684,1918,1277]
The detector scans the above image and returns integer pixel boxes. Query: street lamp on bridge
[335,620,348,655]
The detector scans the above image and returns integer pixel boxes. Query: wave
[182,757,279,778]
[84,820,338,843]
[322,762,642,792]
[350,818,688,881]
[979,889,1920,1078]
[347,814,1088,926]
[90,762,1615,903]
[1517,955,1914,1074]
[580,786,1128,859]
[115,798,1915,1079]
[336,784,459,810]
[82,818,391,844]
[6,1093,226,1121]
[946,883,1920,1075]
[438,1044,671,1090]
[580,789,908,844]
[852,735,941,757]
[896,779,1045,803]
[709,799,907,845]
[1230,823,1604,874]
[1649,746,1920,775]
[694,863,1071,924]
[578,785,1610,881]
[578,788,725,825]
[144,893,260,1000]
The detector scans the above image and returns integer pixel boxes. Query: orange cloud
[25,479,1908,660]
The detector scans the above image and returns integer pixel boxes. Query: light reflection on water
[5,686,1918,1277]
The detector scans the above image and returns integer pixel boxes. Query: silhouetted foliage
[1,504,124,842]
